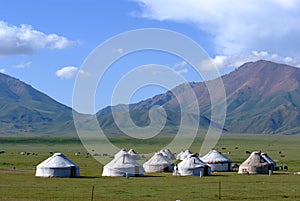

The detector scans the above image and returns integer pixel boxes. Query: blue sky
[1,0,300,112]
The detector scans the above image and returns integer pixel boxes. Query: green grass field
[0,134,300,200]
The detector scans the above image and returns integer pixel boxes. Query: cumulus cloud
[0,21,74,56]
[56,66,78,79]
[132,0,300,61]
[13,61,32,69]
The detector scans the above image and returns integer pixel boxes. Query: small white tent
[238,151,272,174]
[159,149,175,160]
[102,150,144,177]
[143,152,174,173]
[176,150,192,160]
[201,150,232,172]
[128,149,141,160]
[177,154,211,176]
[35,153,80,177]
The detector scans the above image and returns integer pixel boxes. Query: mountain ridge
[1,60,300,135]
[97,60,300,134]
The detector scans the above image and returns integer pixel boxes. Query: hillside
[0,73,75,135]
[97,60,300,134]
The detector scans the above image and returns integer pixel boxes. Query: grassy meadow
[0,134,300,200]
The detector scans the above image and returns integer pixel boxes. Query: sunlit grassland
[0,134,300,200]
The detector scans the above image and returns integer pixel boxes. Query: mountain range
[1,60,300,135]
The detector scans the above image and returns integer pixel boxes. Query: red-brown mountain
[98,60,300,134]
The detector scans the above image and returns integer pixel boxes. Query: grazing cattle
[278,151,282,154]
[227,152,231,155]
[50,152,53,155]
[246,151,251,154]
[235,147,238,150]
[284,166,288,170]
[75,152,81,156]
[221,147,226,150]
[0,151,5,154]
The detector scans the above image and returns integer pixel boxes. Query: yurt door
[135,166,139,176]
[70,166,76,177]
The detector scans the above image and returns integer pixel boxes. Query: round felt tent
[35,153,80,177]
[102,150,144,177]
[177,154,211,176]
[201,150,232,172]
[143,152,174,173]
[238,151,272,174]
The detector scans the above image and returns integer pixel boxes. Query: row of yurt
[102,149,144,177]
[238,151,276,174]
[35,153,80,178]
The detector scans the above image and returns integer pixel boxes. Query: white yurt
[159,149,175,160]
[102,150,144,177]
[261,153,276,170]
[176,150,192,160]
[143,152,174,173]
[177,154,211,176]
[238,151,272,174]
[128,149,141,160]
[35,153,80,177]
[201,150,232,172]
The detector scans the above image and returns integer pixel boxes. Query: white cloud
[0,21,74,56]
[13,61,32,69]
[132,0,300,61]
[78,69,90,77]
[212,51,300,69]
[172,61,188,74]
[0,68,6,73]
[175,68,188,74]
[112,48,124,54]
[173,60,187,69]
[56,66,78,79]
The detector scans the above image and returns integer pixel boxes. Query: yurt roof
[177,150,192,160]
[159,149,175,159]
[37,153,79,168]
[240,151,269,167]
[144,153,173,166]
[105,152,142,169]
[114,148,128,158]
[128,149,139,155]
[178,154,207,169]
[201,150,232,163]
[261,153,276,165]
